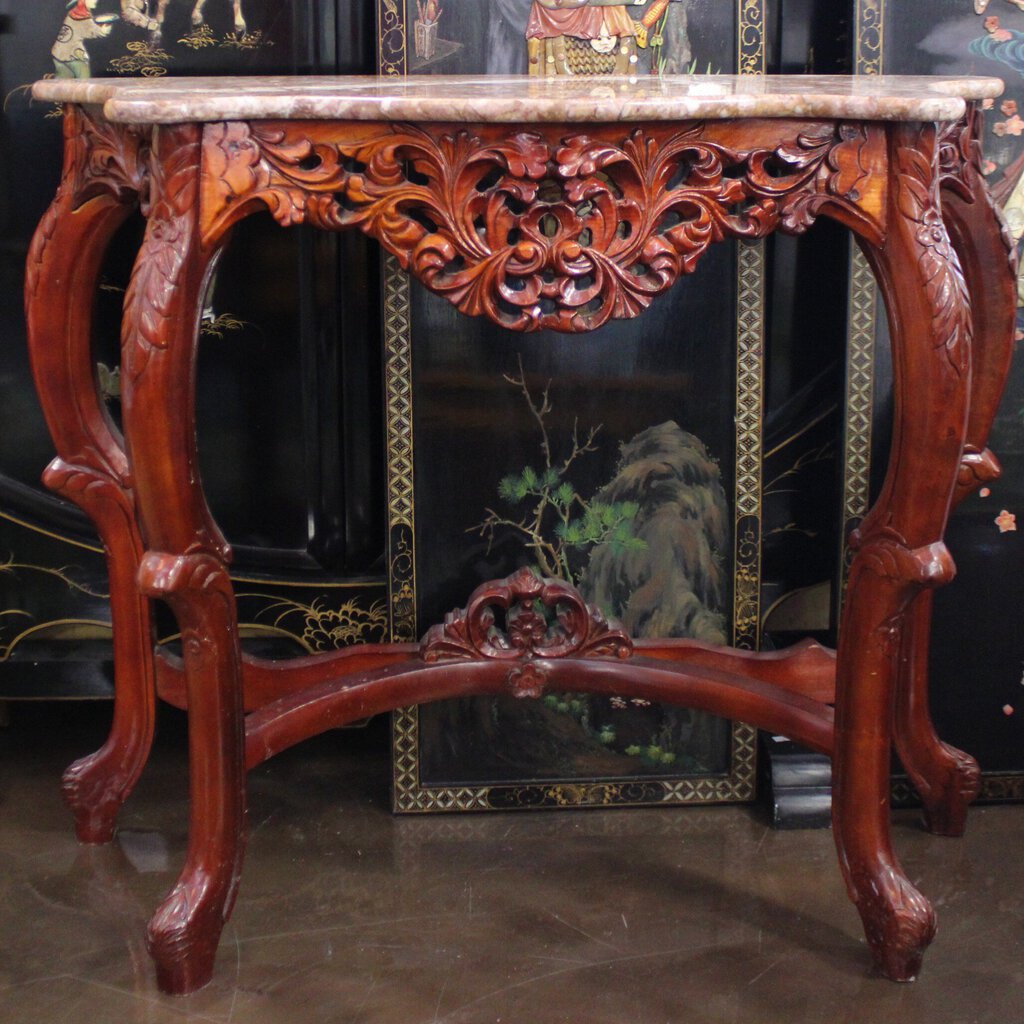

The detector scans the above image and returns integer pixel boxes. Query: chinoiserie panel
[381,0,776,812]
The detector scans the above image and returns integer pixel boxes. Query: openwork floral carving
[421,567,632,679]
[204,119,880,332]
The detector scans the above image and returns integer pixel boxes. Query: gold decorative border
[839,0,885,605]
[855,0,884,77]
[892,774,1024,806]
[377,0,408,76]
[383,253,418,644]
[388,0,765,812]
[838,249,878,597]
[738,0,766,76]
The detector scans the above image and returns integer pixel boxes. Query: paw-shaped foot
[147,883,223,995]
[918,743,980,838]
[62,756,120,844]
[856,867,936,981]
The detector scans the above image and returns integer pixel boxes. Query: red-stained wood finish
[24,101,1016,995]
[24,107,157,845]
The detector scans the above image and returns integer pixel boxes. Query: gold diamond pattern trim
[839,245,877,596]
[734,242,765,523]
[384,253,418,645]
[393,706,490,811]
[841,0,883,600]
[384,254,414,532]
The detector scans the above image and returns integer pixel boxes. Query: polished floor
[1,702,1023,1024]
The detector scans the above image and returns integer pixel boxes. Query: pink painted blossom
[995,509,1017,533]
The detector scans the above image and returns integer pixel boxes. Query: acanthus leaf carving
[203,119,882,333]
[123,124,203,386]
[420,567,631,698]
[70,105,151,210]
[893,134,971,379]
[939,105,1018,275]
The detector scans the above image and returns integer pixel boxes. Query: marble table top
[34,74,1003,125]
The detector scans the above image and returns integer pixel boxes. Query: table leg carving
[139,552,245,995]
[895,593,980,837]
[886,109,1017,838]
[122,123,243,995]
[833,123,972,980]
[25,108,155,844]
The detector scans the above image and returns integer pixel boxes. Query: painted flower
[994,121,1009,137]
[1003,114,1024,136]
[1002,99,1019,116]
[983,97,996,110]
[995,509,1017,533]
[1004,704,1015,717]
[983,159,998,175]
[980,487,992,498]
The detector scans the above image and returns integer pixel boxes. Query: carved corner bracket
[420,567,631,699]
[67,105,151,210]
[201,117,886,333]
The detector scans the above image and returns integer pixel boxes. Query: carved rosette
[421,567,631,699]
[203,119,881,333]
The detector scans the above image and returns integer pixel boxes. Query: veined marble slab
[33,74,1002,125]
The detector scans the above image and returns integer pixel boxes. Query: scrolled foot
[61,754,123,844]
[853,865,937,982]
[916,742,981,838]
[147,877,232,995]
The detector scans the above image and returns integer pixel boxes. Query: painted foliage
[384,0,766,811]
[49,0,273,80]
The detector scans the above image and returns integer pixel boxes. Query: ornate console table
[26,74,1016,995]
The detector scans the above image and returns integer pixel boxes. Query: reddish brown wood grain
[889,108,1018,840]
[24,100,1016,995]
[24,106,157,844]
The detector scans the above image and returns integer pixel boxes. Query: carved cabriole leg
[120,122,242,996]
[889,107,1018,837]
[833,122,972,981]
[25,106,155,844]
[893,593,978,836]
